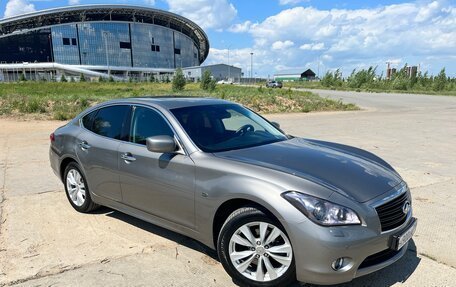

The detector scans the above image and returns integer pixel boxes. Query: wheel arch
[59,156,79,182]
[212,198,283,250]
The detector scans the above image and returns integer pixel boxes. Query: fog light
[331,257,351,271]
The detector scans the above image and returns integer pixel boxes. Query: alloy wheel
[66,169,86,207]
[228,221,293,282]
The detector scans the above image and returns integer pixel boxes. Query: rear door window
[91,105,130,140]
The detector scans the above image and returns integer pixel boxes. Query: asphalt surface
[0,89,455,286]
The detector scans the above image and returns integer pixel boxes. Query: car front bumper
[283,214,415,285]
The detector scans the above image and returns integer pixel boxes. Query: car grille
[376,191,409,232]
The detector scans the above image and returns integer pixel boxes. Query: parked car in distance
[217,79,234,85]
[266,80,283,88]
[50,97,416,287]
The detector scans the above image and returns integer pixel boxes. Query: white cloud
[232,0,455,76]
[228,21,252,33]
[68,0,80,5]
[300,42,325,51]
[165,0,237,30]
[279,0,309,5]
[272,40,294,50]
[386,59,403,65]
[4,0,35,18]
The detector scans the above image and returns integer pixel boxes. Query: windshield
[171,104,288,152]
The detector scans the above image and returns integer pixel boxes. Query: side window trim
[120,105,133,142]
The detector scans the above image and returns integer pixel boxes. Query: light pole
[103,31,110,76]
[250,52,253,84]
[228,47,231,80]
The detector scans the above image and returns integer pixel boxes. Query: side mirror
[271,121,281,129]
[146,136,177,153]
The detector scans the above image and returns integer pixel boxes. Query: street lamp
[250,52,253,84]
[103,31,110,76]
[227,45,231,81]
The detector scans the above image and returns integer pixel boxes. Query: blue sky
[2,0,455,77]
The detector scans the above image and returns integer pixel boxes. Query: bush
[60,75,67,82]
[172,68,186,91]
[79,74,86,82]
[208,79,217,92]
[200,70,212,90]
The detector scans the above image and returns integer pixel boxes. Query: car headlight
[282,191,361,226]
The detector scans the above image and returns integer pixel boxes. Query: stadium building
[0,5,209,81]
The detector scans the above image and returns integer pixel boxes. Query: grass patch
[284,81,456,96]
[0,82,358,120]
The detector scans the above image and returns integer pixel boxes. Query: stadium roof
[0,5,209,63]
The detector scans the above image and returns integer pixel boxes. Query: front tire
[64,162,99,213]
[217,207,296,287]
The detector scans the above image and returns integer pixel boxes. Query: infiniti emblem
[402,201,411,214]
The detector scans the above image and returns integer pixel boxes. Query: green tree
[347,67,376,89]
[321,69,343,87]
[70,77,76,82]
[79,73,86,82]
[391,65,409,90]
[433,68,447,91]
[321,71,334,87]
[149,74,156,83]
[200,70,212,90]
[108,76,115,82]
[60,75,67,82]
[172,68,186,91]
[208,79,217,92]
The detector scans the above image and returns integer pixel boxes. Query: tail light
[50,132,55,142]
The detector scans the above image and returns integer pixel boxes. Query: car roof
[107,96,233,110]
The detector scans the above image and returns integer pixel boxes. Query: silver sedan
[49,97,417,286]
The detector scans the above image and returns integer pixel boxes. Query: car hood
[214,138,402,202]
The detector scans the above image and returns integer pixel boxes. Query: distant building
[386,67,397,80]
[182,64,242,82]
[273,69,316,82]
[386,63,418,80]
[406,66,418,78]
[0,5,209,81]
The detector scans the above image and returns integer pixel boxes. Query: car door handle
[78,141,91,150]
[121,152,136,162]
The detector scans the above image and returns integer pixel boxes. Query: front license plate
[391,218,417,251]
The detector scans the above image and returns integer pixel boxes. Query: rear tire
[217,207,296,287]
[64,162,99,213]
